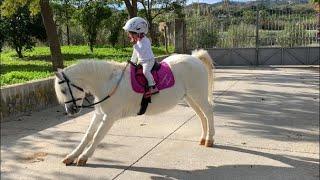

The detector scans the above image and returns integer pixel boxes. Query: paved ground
[1,67,319,180]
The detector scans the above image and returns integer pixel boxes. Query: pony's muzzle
[65,104,81,115]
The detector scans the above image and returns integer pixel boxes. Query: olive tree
[76,2,112,52]
[1,5,46,58]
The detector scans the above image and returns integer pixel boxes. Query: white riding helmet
[123,17,148,34]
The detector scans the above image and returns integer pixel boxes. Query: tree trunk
[15,46,23,58]
[124,0,137,18]
[90,43,93,52]
[89,33,95,52]
[164,25,168,54]
[147,17,157,45]
[66,25,70,45]
[40,0,64,70]
[65,0,70,45]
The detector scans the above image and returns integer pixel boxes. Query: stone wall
[0,77,57,122]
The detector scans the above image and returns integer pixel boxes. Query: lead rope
[109,61,129,96]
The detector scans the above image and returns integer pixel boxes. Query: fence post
[174,18,186,53]
[255,5,260,66]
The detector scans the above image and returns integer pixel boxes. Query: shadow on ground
[79,145,318,180]
[212,68,319,142]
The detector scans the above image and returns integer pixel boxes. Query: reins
[59,61,129,109]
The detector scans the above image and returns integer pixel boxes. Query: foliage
[76,2,112,52]
[1,0,40,17]
[0,17,7,52]
[138,0,186,43]
[1,5,46,58]
[276,22,308,47]
[187,17,219,48]
[1,45,174,86]
[243,9,255,25]
[310,0,320,3]
[218,23,256,48]
[106,11,128,47]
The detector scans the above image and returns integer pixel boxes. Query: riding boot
[150,86,159,94]
[145,86,159,98]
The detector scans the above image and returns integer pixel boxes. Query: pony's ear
[54,71,64,80]
[57,68,63,73]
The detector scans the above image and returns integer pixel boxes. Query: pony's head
[54,69,86,116]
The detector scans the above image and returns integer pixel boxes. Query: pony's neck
[65,60,125,99]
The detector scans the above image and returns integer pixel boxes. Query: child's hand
[128,32,138,43]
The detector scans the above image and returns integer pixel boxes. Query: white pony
[54,49,215,166]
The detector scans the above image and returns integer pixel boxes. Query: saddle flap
[130,61,175,94]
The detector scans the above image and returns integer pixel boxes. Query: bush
[218,23,256,48]
[187,17,219,48]
[276,22,308,47]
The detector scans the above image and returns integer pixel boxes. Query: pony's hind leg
[185,96,207,145]
[202,101,215,147]
[187,94,215,147]
[62,112,103,165]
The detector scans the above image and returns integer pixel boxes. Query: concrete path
[1,67,319,180]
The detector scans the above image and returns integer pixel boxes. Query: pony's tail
[192,49,214,106]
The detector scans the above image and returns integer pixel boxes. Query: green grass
[1,45,173,86]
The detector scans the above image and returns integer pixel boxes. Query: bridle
[58,62,129,110]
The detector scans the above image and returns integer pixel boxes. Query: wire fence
[185,0,319,49]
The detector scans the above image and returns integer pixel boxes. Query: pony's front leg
[76,116,115,166]
[62,113,103,165]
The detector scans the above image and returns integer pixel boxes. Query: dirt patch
[18,152,48,163]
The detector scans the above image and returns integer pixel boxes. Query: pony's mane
[64,59,126,79]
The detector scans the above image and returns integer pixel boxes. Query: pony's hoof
[199,139,206,145]
[205,140,214,147]
[76,158,87,166]
[62,157,74,165]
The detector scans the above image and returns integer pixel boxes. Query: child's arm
[130,48,138,63]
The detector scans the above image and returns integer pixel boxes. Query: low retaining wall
[1,77,57,122]
[0,56,169,122]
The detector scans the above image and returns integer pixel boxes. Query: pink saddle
[130,61,175,93]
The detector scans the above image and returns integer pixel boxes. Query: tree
[1,0,64,70]
[123,0,137,18]
[40,0,64,69]
[76,2,112,52]
[1,5,46,58]
[106,11,128,47]
[137,0,186,42]
[0,16,7,52]
[51,0,78,45]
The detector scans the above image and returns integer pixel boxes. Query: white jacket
[131,37,155,64]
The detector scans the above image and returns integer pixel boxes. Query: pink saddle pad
[130,62,175,93]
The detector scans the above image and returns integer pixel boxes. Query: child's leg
[142,61,155,86]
